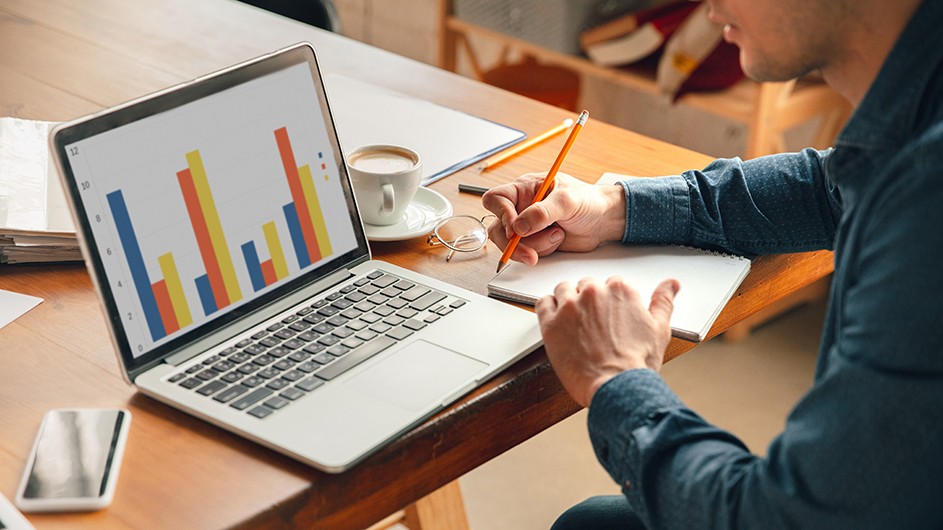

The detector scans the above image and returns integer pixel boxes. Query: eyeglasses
[426,214,496,261]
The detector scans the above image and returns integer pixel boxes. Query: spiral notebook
[487,173,750,342]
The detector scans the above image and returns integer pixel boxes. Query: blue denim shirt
[589,1,943,528]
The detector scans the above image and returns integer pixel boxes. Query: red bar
[274,127,322,263]
[177,168,230,309]
[152,280,180,335]
[260,259,277,287]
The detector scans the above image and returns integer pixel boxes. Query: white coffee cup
[347,144,422,226]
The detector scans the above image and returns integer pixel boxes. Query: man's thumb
[649,279,680,326]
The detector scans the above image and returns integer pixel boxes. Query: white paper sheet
[324,75,525,185]
[0,289,43,329]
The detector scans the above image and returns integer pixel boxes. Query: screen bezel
[50,43,370,379]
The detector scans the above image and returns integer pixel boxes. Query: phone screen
[21,409,127,500]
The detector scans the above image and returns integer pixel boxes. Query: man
[482,0,943,527]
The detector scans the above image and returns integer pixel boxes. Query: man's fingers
[649,279,680,327]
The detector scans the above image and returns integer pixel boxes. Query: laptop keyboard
[165,270,466,419]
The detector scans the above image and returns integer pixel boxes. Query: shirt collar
[836,0,943,151]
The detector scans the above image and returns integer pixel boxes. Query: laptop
[50,43,542,473]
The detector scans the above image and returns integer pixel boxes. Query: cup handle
[379,182,395,217]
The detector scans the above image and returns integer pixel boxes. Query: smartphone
[14,408,130,513]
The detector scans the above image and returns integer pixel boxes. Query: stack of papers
[0,117,81,264]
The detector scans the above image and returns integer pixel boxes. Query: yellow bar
[298,164,333,258]
[158,252,193,328]
[262,221,289,280]
[186,150,243,303]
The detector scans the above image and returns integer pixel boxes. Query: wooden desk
[0,0,833,528]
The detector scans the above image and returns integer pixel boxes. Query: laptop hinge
[163,268,354,367]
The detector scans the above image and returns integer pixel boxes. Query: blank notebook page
[488,243,750,342]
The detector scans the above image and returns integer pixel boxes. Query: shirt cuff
[618,176,690,244]
[587,369,686,485]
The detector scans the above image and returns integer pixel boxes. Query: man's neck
[821,0,922,107]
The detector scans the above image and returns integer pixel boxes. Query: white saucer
[363,187,453,242]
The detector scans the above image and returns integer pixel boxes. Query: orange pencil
[496,110,589,273]
[476,118,574,173]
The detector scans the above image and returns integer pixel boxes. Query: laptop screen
[54,45,367,370]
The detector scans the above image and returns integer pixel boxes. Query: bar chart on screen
[66,63,357,355]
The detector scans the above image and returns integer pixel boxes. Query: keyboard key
[274,359,295,371]
[169,373,186,383]
[274,329,296,340]
[280,387,305,400]
[214,384,249,403]
[312,352,335,365]
[236,338,253,348]
[281,314,300,324]
[268,346,291,358]
[219,346,238,356]
[302,343,325,355]
[384,315,406,327]
[366,270,383,280]
[185,364,202,374]
[196,369,219,381]
[257,367,280,379]
[412,291,447,311]
[355,329,378,341]
[392,279,415,291]
[374,306,395,317]
[316,335,396,381]
[331,327,354,339]
[264,396,291,410]
[251,331,268,340]
[197,380,227,396]
[252,354,275,366]
[242,376,265,388]
[423,314,441,324]
[396,308,419,319]
[449,299,467,308]
[282,369,305,382]
[259,337,282,348]
[400,285,430,301]
[317,335,341,347]
[387,327,414,341]
[221,371,243,383]
[202,354,221,365]
[303,314,326,325]
[230,388,273,410]
[213,360,236,372]
[341,337,364,349]
[237,364,260,374]
[328,345,350,357]
[266,378,290,391]
[370,322,392,334]
[247,406,273,419]
[386,298,408,309]
[402,319,427,331]
[266,322,284,332]
[296,307,314,316]
[230,352,251,363]
[372,274,397,288]
[297,377,325,392]
[289,320,312,332]
[297,360,320,373]
[244,344,267,355]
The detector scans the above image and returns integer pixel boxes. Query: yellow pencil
[497,110,588,273]
[476,118,574,173]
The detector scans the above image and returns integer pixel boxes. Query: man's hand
[482,172,626,265]
[535,277,680,407]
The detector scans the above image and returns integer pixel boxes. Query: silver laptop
[50,43,542,473]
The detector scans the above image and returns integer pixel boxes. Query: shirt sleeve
[589,140,943,528]
[618,148,842,255]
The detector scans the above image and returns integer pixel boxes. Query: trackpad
[345,340,487,411]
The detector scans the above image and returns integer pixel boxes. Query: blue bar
[240,241,266,292]
[106,190,166,341]
[194,274,217,316]
[282,203,310,269]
